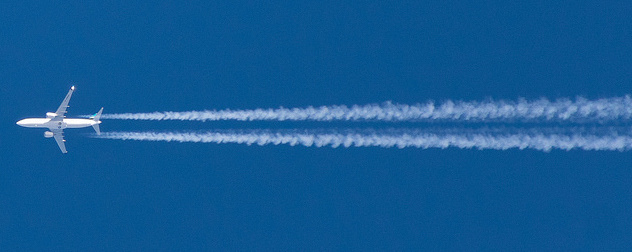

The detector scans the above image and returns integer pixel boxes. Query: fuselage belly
[16,118,97,130]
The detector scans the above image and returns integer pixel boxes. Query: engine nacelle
[46,112,58,119]
[44,131,54,138]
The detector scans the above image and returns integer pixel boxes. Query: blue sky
[2,1,632,250]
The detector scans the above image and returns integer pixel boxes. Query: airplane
[16,86,103,154]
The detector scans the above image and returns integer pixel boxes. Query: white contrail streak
[96,96,632,123]
[92,128,632,151]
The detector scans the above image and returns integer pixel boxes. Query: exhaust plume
[96,96,632,123]
[91,128,632,151]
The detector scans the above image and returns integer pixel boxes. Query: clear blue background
[1,1,632,250]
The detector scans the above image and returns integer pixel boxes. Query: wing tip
[71,86,75,90]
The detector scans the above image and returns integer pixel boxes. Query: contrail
[91,128,632,151]
[95,96,632,123]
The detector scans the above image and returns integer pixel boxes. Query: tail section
[92,124,101,135]
[91,107,103,135]
[91,107,103,122]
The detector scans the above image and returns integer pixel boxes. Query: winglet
[71,86,75,90]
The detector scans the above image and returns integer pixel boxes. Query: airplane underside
[16,86,103,153]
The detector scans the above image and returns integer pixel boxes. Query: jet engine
[44,131,54,138]
[46,112,58,118]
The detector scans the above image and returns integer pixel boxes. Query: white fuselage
[16,118,100,130]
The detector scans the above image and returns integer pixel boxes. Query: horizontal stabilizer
[92,124,101,135]
[91,107,104,122]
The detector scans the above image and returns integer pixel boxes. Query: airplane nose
[16,120,24,126]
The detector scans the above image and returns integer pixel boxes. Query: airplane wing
[52,86,75,121]
[51,129,67,154]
